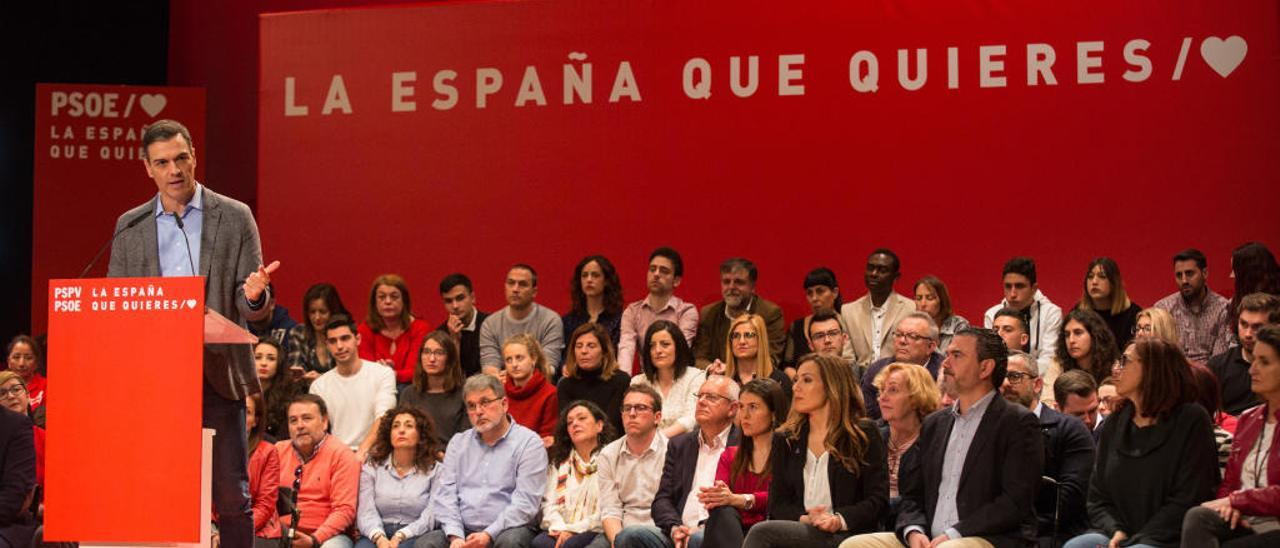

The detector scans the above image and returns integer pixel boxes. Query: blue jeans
[205,378,253,548]
[356,523,425,548]
[532,531,607,548]
[1061,532,1157,548]
[418,526,539,548]
[614,525,703,548]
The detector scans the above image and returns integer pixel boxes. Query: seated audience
[1097,376,1118,419]
[784,267,844,376]
[358,274,432,385]
[535,401,614,548]
[1063,338,1218,548]
[248,285,300,359]
[1000,351,1094,544]
[913,275,969,357]
[694,258,785,368]
[631,321,707,438]
[1153,248,1233,362]
[1183,324,1280,546]
[256,339,302,441]
[557,323,631,436]
[1134,307,1178,345]
[398,331,470,445]
[0,404,35,548]
[5,336,45,426]
[599,385,669,547]
[616,375,740,548]
[713,314,793,417]
[245,393,280,545]
[618,247,699,376]
[356,406,442,548]
[0,372,42,487]
[1054,369,1104,437]
[983,256,1063,374]
[423,374,549,548]
[275,394,359,548]
[311,315,398,455]
[701,379,786,548]
[479,264,566,376]
[437,273,489,378]
[288,283,350,383]
[502,334,560,445]
[842,249,917,368]
[1188,362,1236,474]
[872,362,940,528]
[990,307,1031,356]
[860,313,943,420]
[1042,308,1119,408]
[562,255,624,354]
[1209,293,1280,415]
[743,354,887,548]
[1077,257,1142,350]
[1229,242,1280,320]
[844,327,1043,548]
[806,310,850,361]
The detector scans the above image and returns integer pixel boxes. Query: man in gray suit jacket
[107,119,278,548]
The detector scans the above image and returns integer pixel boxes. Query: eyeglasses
[0,385,26,398]
[421,348,449,357]
[730,331,759,341]
[1004,371,1037,385]
[622,404,654,415]
[1113,356,1134,372]
[695,392,732,404]
[811,329,843,342]
[1131,324,1153,335]
[465,397,505,413]
[891,330,934,343]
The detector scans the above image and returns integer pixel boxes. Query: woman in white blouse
[631,320,706,438]
[535,400,615,548]
[743,353,888,548]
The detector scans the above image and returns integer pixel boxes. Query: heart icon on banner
[185,299,198,309]
[139,93,168,117]
[1200,36,1247,78]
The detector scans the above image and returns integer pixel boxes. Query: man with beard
[1154,248,1233,362]
[842,249,917,368]
[1000,352,1093,545]
[274,394,359,548]
[693,258,785,369]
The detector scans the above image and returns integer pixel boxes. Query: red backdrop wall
[173,0,1279,330]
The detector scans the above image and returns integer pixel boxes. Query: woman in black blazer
[742,353,889,548]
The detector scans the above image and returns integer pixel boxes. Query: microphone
[78,210,151,278]
[173,212,197,276]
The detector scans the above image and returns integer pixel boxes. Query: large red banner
[32,84,205,335]
[259,1,1279,324]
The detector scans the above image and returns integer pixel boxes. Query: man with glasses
[842,248,917,368]
[807,310,850,361]
[425,374,548,548]
[619,376,740,548]
[1000,352,1094,545]
[859,313,943,420]
[273,394,359,548]
[601,385,670,548]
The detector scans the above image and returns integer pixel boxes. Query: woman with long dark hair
[355,406,443,548]
[913,275,969,355]
[630,320,706,438]
[286,282,350,383]
[254,339,300,441]
[1077,257,1142,349]
[562,255,625,353]
[398,331,469,445]
[1042,308,1120,408]
[245,393,280,544]
[702,378,786,548]
[742,354,888,547]
[1231,242,1280,318]
[535,401,615,548]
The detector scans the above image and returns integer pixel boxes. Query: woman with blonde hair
[872,363,940,519]
[719,314,793,418]
[503,333,559,446]
[742,354,888,548]
[1135,307,1179,346]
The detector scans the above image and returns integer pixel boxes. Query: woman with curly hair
[742,354,888,547]
[254,338,301,441]
[356,406,443,548]
[562,255,625,354]
[535,401,615,548]
[1041,308,1120,408]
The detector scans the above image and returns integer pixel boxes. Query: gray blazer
[107,185,269,400]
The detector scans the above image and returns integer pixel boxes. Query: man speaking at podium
[107,119,279,548]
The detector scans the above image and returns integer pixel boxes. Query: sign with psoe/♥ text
[45,276,205,543]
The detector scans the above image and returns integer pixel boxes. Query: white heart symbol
[139,94,168,117]
[1200,36,1247,78]
[185,299,197,309]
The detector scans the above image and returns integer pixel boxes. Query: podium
[43,277,253,545]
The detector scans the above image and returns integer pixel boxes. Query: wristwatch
[743,494,755,510]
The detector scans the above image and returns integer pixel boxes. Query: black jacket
[769,419,888,535]
[651,424,741,534]
[895,393,1043,548]
[1036,405,1095,541]
[436,310,489,378]
[0,407,36,545]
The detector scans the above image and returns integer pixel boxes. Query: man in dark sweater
[437,273,489,378]
[1208,292,1278,415]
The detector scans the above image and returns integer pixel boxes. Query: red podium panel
[44,277,205,543]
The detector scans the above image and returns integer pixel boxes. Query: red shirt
[715,446,770,527]
[249,440,281,538]
[505,370,558,439]
[358,319,431,384]
[25,373,47,409]
[274,436,359,543]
